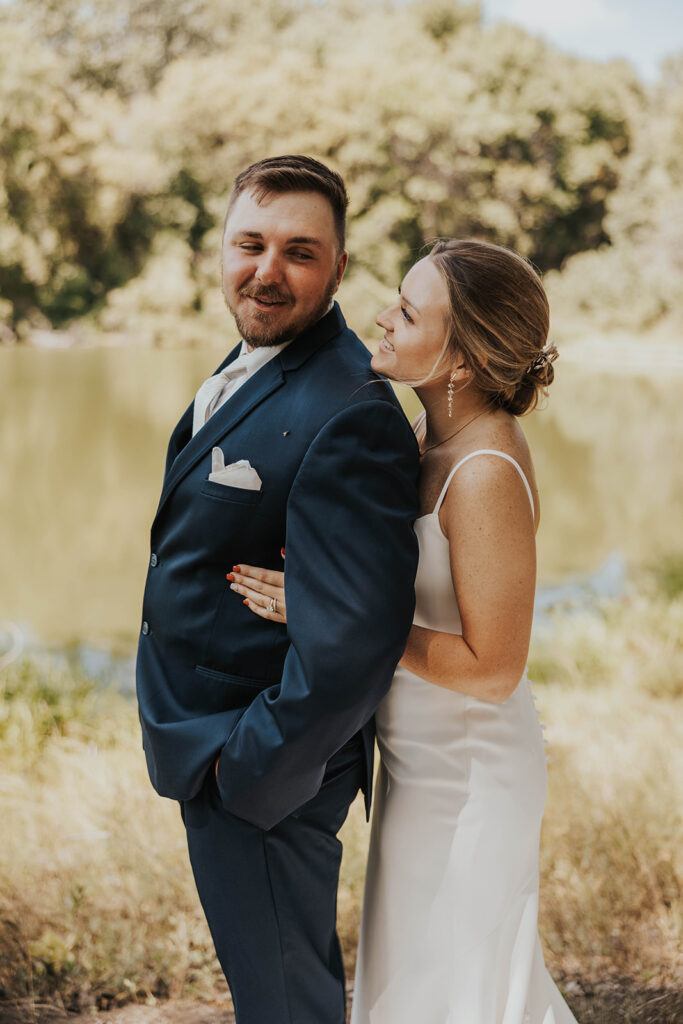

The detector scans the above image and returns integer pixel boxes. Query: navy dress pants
[182,737,364,1024]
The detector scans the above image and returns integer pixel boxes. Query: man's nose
[255,250,284,286]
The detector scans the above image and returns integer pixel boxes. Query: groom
[136,155,420,1023]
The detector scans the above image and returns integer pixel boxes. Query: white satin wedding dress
[351,450,577,1024]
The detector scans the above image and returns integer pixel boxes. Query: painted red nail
[243,599,249,606]
[233,565,241,573]
[280,547,285,558]
[226,573,235,582]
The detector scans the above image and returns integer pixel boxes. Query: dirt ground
[1,981,682,1024]
[0,1003,234,1024]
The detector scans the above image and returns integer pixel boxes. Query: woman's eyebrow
[398,285,420,313]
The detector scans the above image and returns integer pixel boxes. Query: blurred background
[0,2,681,1021]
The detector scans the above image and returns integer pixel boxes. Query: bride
[230,238,578,1023]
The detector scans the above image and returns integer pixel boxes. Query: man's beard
[225,276,338,349]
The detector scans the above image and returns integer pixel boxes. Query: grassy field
[0,566,681,1021]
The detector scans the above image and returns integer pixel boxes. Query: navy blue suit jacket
[136,303,420,830]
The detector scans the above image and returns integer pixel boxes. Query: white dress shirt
[192,340,290,437]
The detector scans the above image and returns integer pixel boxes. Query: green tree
[0,0,653,343]
[546,54,683,335]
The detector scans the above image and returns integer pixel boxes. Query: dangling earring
[447,370,457,418]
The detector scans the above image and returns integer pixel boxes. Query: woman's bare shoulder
[440,419,540,531]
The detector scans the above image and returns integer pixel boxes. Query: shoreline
[0,552,631,683]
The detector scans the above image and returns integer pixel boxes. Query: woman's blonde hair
[428,238,557,416]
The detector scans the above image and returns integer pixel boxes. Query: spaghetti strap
[432,449,535,518]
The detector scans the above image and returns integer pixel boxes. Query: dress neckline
[415,509,450,541]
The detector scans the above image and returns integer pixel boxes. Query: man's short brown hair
[226,155,349,251]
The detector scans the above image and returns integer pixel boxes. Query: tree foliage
[0,0,677,344]
[545,55,683,334]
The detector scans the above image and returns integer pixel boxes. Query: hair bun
[524,343,558,386]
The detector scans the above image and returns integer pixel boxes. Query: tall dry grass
[530,571,683,986]
[0,660,223,1009]
[0,567,681,1013]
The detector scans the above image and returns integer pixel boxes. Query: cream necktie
[192,355,250,436]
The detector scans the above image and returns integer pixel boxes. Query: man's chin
[230,307,296,349]
[228,292,336,348]
[239,325,292,348]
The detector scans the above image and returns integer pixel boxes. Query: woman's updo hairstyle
[429,239,557,416]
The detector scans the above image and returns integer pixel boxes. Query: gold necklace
[419,409,488,457]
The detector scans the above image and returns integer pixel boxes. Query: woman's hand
[228,556,287,623]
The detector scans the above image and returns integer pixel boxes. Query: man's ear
[334,250,349,289]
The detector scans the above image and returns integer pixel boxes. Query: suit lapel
[154,303,348,519]
[164,402,193,476]
[155,355,285,518]
[162,344,242,478]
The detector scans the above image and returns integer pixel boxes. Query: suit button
[150,553,158,567]
[141,621,150,635]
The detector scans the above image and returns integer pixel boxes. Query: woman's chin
[371,352,396,378]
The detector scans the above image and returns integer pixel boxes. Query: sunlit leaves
[0,0,677,343]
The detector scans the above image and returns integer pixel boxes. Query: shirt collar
[238,338,291,370]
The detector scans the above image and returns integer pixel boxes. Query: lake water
[2,345,682,648]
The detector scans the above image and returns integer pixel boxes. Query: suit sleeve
[215,399,420,829]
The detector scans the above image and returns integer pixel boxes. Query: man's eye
[401,306,413,324]
[290,251,314,261]
[239,244,262,252]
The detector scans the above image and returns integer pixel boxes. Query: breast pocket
[192,479,265,562]
[199,480,263,505]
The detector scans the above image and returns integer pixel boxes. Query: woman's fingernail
[280,547,285,558]
[233,565,241,573]
[243,599,249,606]
[226,573,235,582]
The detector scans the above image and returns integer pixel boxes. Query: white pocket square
[209,448,262,491]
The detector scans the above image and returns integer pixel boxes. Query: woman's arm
[401,454,537,703]
[236,453,536,704]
